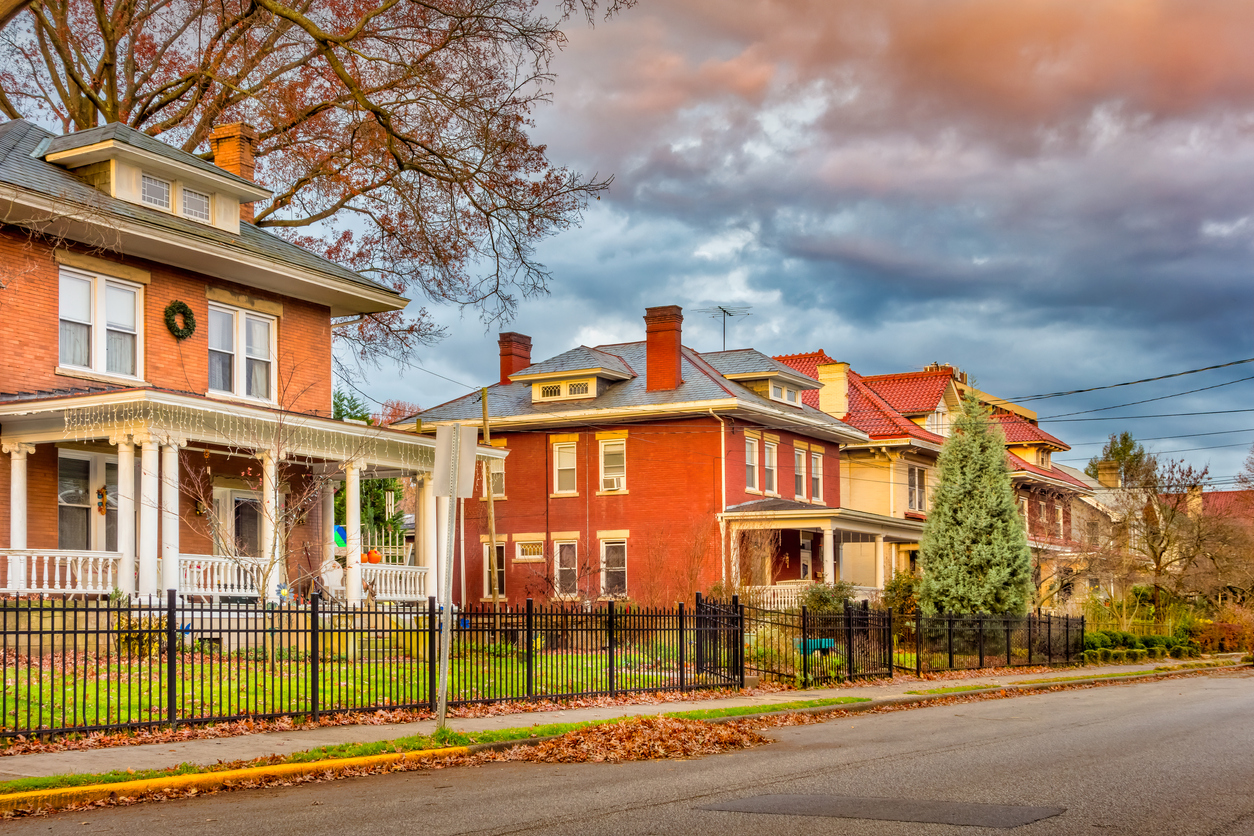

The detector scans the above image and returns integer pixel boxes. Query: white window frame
[554,540,579,597]
[908,466,927,512]
[534,378,596,402]
[553,442,577,495]
[799,534,813,581]
[182,186,212,223]
[601,540,627,598]
[141,172,171,209]
[763,442,778,495]
[1055,504,1064,539]
[745,437,759,492]
[211,486,267,558]
[206,303,278,403]
[926,404,950,436]
[484,456,505,498]
[516,541,544,562]
[58,267,145,382]
[810,452,822,503]
[599,439,626,493]
[793,448,807,500]
[483,542,506,598]
[769,382,801,406]
[56,450,120,552]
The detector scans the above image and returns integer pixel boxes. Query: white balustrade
[359,563,427,602]
[1,550,121,594]
[178,554,264,598]
[745,582,880,611]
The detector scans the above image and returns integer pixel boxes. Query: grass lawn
[903,685,999,695]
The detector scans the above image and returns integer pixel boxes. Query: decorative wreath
[164,300,196,340]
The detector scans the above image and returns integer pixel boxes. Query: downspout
[709,410,727,585]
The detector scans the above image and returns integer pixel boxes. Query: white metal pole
[436,423,462,730]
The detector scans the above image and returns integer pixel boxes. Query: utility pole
[482,388,501,637]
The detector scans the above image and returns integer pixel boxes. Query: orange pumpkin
[366,549,382,564]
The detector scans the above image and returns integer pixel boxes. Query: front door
[57,452,118,551]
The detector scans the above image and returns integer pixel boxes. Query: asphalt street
[12,670,1254,836]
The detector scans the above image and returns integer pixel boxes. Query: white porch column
[160,441,181,594]
[260,452,280,599]
[345,462,362,604]
[3,442,33,551]
[114,437,136,595]
[435,495,450,606]
[137,438,160,597]
[321,482,336,566]
[420,477,437,596]
[821,523,835,585]
[729,522,741,586]
[874,533,886,589]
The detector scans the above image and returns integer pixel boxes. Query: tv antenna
[694,305,752,351]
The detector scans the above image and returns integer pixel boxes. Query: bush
[799,582,857,613]
[1109,649,1126,663]
[881,572,919,616]
[1128,648,1147,662]
[1140,634,1170,648]
[1099,647,1113,662]
[1084,631,1111,651]
[1082,649,1101,665]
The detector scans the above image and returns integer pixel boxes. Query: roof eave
[44,140,272,201]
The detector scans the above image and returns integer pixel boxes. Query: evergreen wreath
[164,301,196,340]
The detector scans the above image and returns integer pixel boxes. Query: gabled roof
[1007,451,1090,490]
[509,345,635,381]
[992,413,1070,450]
[0,119,404,316]
[859,369,954,414]
[702,349,821,389]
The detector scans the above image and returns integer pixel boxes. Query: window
[1038,449,1052,468]
[485,456,505,498]
[1019,497,1029,526]
[57,456,91,551]
[1055,505,1064,539]
[567,381,589,396]
[517,541,544,561]
[483,543,506,597]
[553,442,576,493]
[600,439,626,491]
[769,383,800,406]
[745,438,758,491]
[555,541,578,596]
[602,541,626,597]
[799,535,812,581]
[763,442,778,494]
[183,187,211,222]
[541,384,561,398]
[535,379,595,401]
[926,406,949,437]
[1086,520,1099,545]
[810,452,822,502]
[207,304,275,401]
[141,173,171,209]
[908,466,927,512]
[58,269,142,378]
[794,448,806,499]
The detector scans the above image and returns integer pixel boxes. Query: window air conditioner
[602,476,624,491]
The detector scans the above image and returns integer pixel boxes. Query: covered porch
[721,499,923,609]
[0,390,502,604]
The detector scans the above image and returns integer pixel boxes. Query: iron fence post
[947,614,954,671]
[525,598,535,698]
[608,600,617,696]
[694,592,704,677]
[165,589,177,728]
[887,608,894,680]
[427,596,437,712]
[844,602,855,682]
[1047,615,1053,666]
[1080,615,1085,660]
[1027,614,1034,666]
[678,602,686,691]
[1005,618,1012,668]
[801,605,809,686]
[733,595,744,689]
[1065,616,1071,664]
[310,592,320,722]
[915,613,923,677]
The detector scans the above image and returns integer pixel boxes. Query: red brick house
[405,306,876,607]
[0,119,500,602]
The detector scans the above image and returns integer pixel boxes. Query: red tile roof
[859,369,953,414]
[1006,451,1090,489]
[773,350,836,410]
[1202,489,1254,517]
[991,413,1070,450]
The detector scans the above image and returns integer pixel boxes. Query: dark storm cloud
[368,0,1254,478]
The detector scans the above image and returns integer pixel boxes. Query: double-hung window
[485,456,505,498]
[745,438,758,491]
[810,452,822,502]
[483,543,506,597]
[794,448,806,499]
[208,304,276,401]
[600,439,626,492]
[908,466,927,512]
[555,541,578,596]
[763,442,778,494]
[58,269,143,379]
[602,541,626,597]
[553,442,577,494]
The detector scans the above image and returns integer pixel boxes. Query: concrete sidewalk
[0,658,1234,782]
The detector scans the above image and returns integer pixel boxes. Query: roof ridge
[846,369,934,438]
[680,345,740,397]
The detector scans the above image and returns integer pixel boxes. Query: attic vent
[541,384,562,399]
[568,381,589,395]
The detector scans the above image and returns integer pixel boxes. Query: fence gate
[692,593,743,688]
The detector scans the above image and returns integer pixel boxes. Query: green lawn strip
[903,685,999,696]
[662,696,869,721]
[1013,661,1232,685]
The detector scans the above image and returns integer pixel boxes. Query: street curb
[2,662,1245,815]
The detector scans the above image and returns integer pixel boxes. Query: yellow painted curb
[0,744,471,815]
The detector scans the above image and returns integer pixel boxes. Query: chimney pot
[210,122,259,223]
[498,332,532,385]
[644,305,684,391]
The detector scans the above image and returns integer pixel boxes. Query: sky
[349,0,1254,484]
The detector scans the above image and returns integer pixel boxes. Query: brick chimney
[1095,460,1121,489]
[498,332,532,385]
[644,305,684,391]
[816,362,850,420]
[210,123,259,223]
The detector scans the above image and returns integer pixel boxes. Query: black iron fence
[893,612,1084,675]
[742,601,894,686]
[0,592,744,738]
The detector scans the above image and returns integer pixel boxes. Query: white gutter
[708,409,728,584]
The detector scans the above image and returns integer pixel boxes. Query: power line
[1044,408,1254,423]
[1007,356,1254,403]
[1037,374,1254,419]
[1062,428,1254,448]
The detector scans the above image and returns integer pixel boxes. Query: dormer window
[1038,449,1051,468]
[533,378,596,402]
[183,187,211,222]
[141,173,171,209]
[770,384,800,406]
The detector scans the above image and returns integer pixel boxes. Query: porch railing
[744,582,880,610]
[178,554,264,598]
[0,550,121,594]
[360,563,427,601]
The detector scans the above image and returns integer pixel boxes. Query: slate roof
[701,349,820,387]
[511,345,635,379]
[992,413,1070,450]
[0,119,398,299]
[417,340,865,441]
[725,497,831,513]
[41,122,263,193]
[858,369,953,414]
[0,383,130,404]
